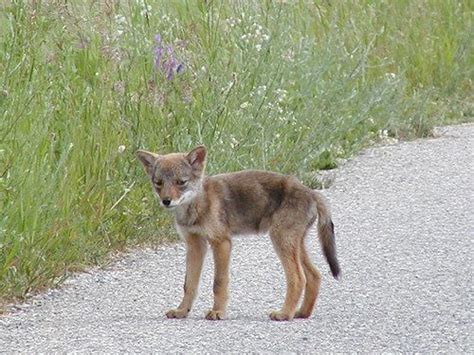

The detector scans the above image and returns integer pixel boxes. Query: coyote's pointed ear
[136,150,159,175]
[186,145,207,172]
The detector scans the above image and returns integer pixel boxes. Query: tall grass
[0,0,472,306]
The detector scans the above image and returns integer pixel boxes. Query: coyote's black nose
[162,199,171,206]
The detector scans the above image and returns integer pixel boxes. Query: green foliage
[0,0,472,304]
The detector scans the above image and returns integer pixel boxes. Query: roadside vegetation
[0,0,472,308]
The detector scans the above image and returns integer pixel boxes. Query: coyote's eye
[176,179,187,186]
[155,180,163,188]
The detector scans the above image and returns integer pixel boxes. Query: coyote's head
[136,146,207,209]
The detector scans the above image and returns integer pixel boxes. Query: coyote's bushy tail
[313,192,340,279]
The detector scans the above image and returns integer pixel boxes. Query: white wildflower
[226,17,241,28]
[275,88,288,103]
[256,85,267,96]
[136,0,152,17]
[115,14,127,24]
[115,14,127,36]
[226,18,234,27]
[240,22,269,47]
[378,129,389,139]
[118,145,126,154]
[230,136,239,149]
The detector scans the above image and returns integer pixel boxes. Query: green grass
[0,0,472,307]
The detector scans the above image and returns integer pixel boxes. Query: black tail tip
[323,245,340,279]
[330,263,341,279]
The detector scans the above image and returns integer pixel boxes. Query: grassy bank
[0,0,472,306]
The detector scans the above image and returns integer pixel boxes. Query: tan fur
[137,146,340,321]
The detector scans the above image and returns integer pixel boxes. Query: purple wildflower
[154,48,163,69]
[176,63,185,74]
[153,33,185,81]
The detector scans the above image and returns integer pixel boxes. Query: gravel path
[1,124,473,353]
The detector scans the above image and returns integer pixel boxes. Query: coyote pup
[137,146,340,321]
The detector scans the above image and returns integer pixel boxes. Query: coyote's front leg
[205,238,232,320]
[166,233,207,319]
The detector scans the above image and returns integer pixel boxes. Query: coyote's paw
[269,310,293,321]
[294,310,311,319]
[165,308,189,319]
[205,310,225,320]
